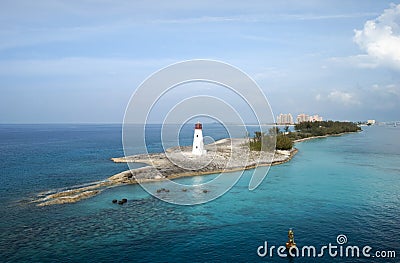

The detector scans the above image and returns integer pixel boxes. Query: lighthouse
[192,122,206,156]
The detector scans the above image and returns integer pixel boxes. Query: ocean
[0,124,398,262]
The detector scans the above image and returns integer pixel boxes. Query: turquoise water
[0,124,398,262]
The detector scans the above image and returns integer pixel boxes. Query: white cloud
[353,3,400,70]
[327,90,360,105]
[362,83,400,111]
[329,55,380,69]
[369,83,400,98]
[314,90,360,106]
[316,84,399,112]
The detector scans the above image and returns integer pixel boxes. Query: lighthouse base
[192,150,207,156]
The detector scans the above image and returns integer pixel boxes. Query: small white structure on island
[192,122,206,156]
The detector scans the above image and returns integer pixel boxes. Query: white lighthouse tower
[192,122,206,156]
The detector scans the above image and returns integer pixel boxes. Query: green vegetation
[249,131,276,151]
[276,134,293,150]
[288,120,361,141]
[249,121,361,151]
[249,129,293,151]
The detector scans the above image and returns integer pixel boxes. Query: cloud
[314,90,360,106]
[327,90,360,105]
[370,84,400,99]
[329,54,380,69]
[353,83,400,112]
[316,84,399,112]
[353,3,400,70]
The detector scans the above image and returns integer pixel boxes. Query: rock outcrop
[33,138,297,206]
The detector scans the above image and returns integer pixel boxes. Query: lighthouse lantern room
[192,122,205,156]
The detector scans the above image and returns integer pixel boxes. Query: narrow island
[33,121,361,206]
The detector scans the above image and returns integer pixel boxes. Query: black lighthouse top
[194,122,202,129]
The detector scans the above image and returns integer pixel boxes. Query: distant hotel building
[276,113,294,125]
[309,114,323,122]
[296,113,323,123]
[296,113,309,123]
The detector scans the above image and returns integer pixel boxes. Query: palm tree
[284,126,290,133]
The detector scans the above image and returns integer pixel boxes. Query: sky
[0,0,399,123]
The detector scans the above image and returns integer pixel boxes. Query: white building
[276,113,294,125]
[192,122,206,156]
[310,114,323,122]
[296,113,323,123]
[296,113,310,123]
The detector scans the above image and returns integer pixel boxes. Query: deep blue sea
[0,124,399,262]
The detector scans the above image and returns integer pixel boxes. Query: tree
[269,127,280,135]
[294,120,360,135]
[250,131,293,151]
[254,131,264,140]
[284,126,290,133]
[276,134,293,150]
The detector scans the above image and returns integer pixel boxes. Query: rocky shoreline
[33,138,297,206]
